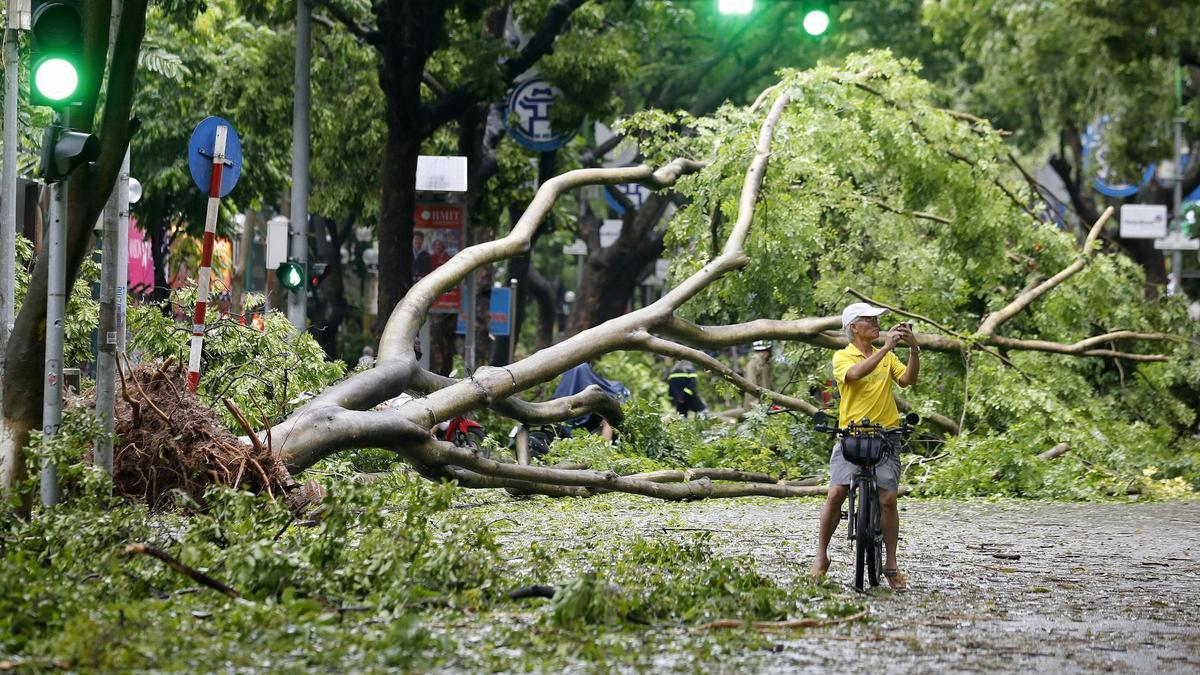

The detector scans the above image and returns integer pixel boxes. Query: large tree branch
[378,159,705,364]
[401,435,831,501]
[408,369,624,426]
[977,206,1114,336]
[425,0,589,131]
[635,332,819,414]
[310,0,381,45]
[504,0,588,83]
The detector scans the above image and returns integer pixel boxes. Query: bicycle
[813,410,919,591]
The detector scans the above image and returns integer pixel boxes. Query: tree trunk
[526,265,558,350]
[1,0,147,496]
[565,194,669,335]
[149,220,171,304]
[309,215,350,361]
[372,1,448,343]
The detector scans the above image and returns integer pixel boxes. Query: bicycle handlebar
[812,410,920,438]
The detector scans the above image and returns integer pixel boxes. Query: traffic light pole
[41,167,66,507]
[286,0,311,333]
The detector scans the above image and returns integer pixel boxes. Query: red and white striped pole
[186,124,228,392]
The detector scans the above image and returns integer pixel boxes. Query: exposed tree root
[86,359,294,509]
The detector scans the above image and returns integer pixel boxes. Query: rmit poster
[414,204,463,313]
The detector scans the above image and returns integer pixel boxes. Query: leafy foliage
[127,295,345,431]
[12,235,99,370]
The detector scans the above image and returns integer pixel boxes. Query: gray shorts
[829,439,901,492]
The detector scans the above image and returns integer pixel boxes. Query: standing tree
[1,1,150,492]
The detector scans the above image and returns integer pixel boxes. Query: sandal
[883,568,908,591]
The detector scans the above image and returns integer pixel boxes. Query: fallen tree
[247,65,1174,501]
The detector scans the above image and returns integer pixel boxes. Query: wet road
[670,499,1200,673]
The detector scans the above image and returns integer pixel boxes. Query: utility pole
[0,2,23,485]
[93,148,128,476]
[41,167,65,506]
[287,0,311,332]
[1172,60,1185,295]
[94,169,119,476]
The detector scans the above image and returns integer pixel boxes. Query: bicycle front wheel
[854,482,871,591]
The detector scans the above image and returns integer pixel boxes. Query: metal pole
[116,150,129,355]
[508,278,517,364]
[463,201,475,372]
[465,270,476,372]
[186,125,229,391]
[1172,61,1184,295]
[94,171,119,476]
[286,0,311,332]
[41,176,66,506]
[0,20,18,435]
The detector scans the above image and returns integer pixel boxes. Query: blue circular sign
[188,116,242,197]
[503,78,577,152]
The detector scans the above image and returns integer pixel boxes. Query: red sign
[414,204,464,313]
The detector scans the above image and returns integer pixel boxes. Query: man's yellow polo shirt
[832,343,906,428]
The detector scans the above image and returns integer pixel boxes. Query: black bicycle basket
[842,432,886,465]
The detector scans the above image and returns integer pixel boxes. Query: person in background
[667,361,706,417]
[553,361,630,441]
[430,238,452,270]
[743,340,774,407]
[413,231,432,278]
[357,346,376,369]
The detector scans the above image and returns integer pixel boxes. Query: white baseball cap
[841,302,888,329]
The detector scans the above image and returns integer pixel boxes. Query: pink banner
[128,217,155,294]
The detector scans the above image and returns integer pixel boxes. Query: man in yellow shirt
[811,302,920,590]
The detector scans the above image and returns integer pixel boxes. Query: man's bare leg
[811,484,848,579]
[878,488,906,589]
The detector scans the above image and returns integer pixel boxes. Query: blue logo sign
[504,78,577,152]
[188,116,243,197]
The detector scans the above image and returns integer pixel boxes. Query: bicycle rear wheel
[866,489,882,587]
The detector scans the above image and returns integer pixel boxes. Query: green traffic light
[276,262,304,290]
[717,0,752,15]
[33,57,78,101]
[803,9,830,36]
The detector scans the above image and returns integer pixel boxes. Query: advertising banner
[414,203,464,313]
[127,217,155,295]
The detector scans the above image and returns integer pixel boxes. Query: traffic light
[717,0,752,15]
[39,123,98,182]
[30,0,86,108]
[308,262,330,291]
[275,260,304,290]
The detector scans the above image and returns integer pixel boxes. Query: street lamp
[802,9,830,36]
